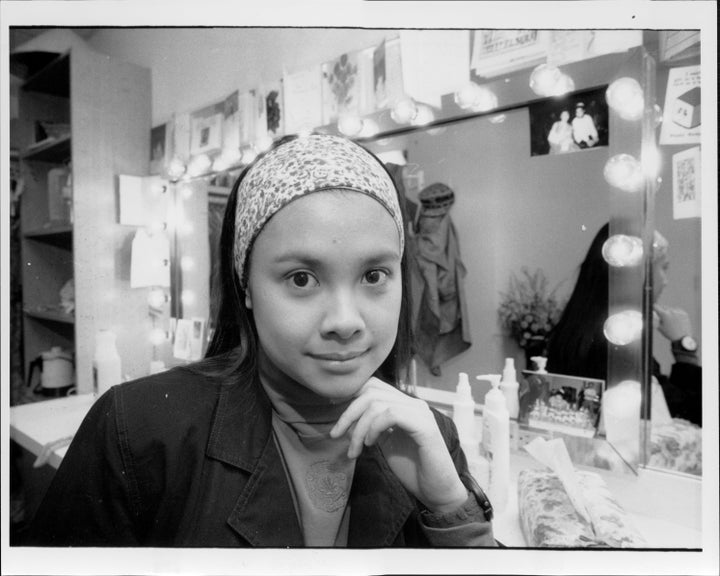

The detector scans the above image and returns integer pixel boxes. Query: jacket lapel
[348,444,416,547]
[206,371,415,547]
[206,374,303,547]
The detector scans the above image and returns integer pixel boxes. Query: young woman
[26,134,495,547]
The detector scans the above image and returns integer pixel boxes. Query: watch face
[682,336,698,351]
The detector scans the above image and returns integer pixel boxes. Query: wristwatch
[461,472,494,521]
[674,335,698,352]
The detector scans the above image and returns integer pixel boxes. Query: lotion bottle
[478,373,510,511]
[94,330,122,397]
[500,358,520,419]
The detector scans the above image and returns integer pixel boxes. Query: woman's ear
[244,286,253,310]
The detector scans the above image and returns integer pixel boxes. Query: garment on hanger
[411,183,471,375]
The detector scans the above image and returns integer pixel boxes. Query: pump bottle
[452,372,476,449]
[477,373,510,511]
[500,358,520,419]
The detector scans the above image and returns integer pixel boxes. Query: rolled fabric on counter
[518,469,646,548]
[649,418,702,475]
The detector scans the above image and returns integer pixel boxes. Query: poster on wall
[528,86,609,156]
[262,80,284,139]
[660,65,701,145]
[321,51,361,124]
[283,65,323,134]
[150,123,170,175]
[672,146,701,220]
[190,102,224,155]
[470,29,549,80]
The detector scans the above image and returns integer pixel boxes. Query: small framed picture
[529,86,609,157]
[190,102,224,156]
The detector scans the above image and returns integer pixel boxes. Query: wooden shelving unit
[16,45,152,394]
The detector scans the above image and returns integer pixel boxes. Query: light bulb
[603,154,644,193]
[606,77,644,121]
[241,147,258,165]
[604,310,643,345]
[148,288,168,308]
[187,154,211,177]
[602,234,644,267]
[337,114,364,137]
[358,118,379,139]
[167,157,186,180]
[529,64,563,97]
[454,82,483,110]
[256,135,274,152]
[181,290,196,306]
[180,256,195,271]
[411,104,435,126]
[550,73,575,96]
[391,96,418,124]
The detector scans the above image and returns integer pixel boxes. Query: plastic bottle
[478,373,510,511]
[500,358,520,419]
[94,330,122,397]
[452,372,476,448]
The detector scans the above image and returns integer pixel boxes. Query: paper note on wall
[672,146,701,219]
[283,65,323,135]
[660,65,701,145]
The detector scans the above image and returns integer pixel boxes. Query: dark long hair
[204,135,414,386]
[546,223,610,380]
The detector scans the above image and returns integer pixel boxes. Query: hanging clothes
[411,183,471,375]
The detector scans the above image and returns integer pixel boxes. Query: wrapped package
[518,469,646,548]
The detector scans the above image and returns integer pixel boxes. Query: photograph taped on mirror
[520,370,605,438]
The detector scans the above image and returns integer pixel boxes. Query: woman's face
[246,190,403,400]
[560,110,570,122]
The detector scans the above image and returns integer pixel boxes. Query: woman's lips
[309,350,368,362]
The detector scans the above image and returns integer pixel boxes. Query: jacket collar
[205,364,415,547]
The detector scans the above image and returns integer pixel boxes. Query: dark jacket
[26,353,492,547]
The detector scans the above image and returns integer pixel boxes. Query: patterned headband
[233,134,404,285]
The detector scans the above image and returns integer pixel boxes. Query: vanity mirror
[177,38,702,478]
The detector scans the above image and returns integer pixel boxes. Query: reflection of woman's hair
[203,135,414,386]
[546,223,609,380]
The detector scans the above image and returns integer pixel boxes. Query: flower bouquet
[498,267,563,359]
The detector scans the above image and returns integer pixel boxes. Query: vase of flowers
[498,267,563,368]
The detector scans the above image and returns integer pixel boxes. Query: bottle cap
[456,372,473,399]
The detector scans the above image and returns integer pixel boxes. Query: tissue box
[518,469,646,548]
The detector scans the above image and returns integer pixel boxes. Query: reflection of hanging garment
[412,183,471,375]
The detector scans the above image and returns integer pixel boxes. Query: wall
[89,28,396,126]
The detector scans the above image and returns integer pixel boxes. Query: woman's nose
[320,289,365,340]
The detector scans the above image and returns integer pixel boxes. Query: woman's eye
[289,271,318,289]
[363,269,389,285]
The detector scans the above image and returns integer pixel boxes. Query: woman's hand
[330,377,468,514]
[654,304,693,342]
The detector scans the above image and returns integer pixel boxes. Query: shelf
[24,224,73,249]
[22,53,70,98]
[24,308,75,325]
[21,135,71,163]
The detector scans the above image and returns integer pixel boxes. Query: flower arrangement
[498,267,563,350]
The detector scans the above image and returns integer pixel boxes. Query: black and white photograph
[2,3,717,576]
[529,87,609,156]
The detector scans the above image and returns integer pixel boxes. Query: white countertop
[9,390,703,548]
[10,393,96,469]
